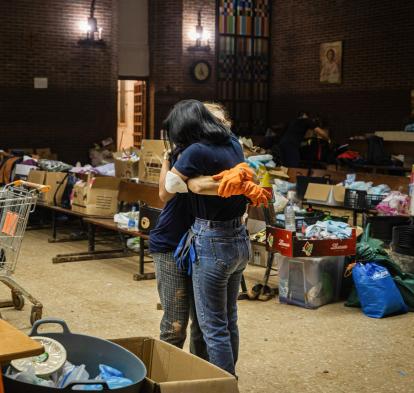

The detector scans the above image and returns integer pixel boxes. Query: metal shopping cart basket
[0,180,50,325]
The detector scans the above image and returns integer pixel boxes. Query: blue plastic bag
[352,262,408,318]
[80,364,133,390]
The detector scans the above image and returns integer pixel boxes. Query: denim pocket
[211,237,242,272]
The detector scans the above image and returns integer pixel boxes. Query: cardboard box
[250,242,267,267]
[27,170,47,203]
[27,169,46,186]
[114,148,140,178]
[266,226,356,257]
[111,337,239,393]
[304,183,345,206]
[71,176,120,216]
[138,140,164,184]
[27,170,68,206]
[43,172,68,206]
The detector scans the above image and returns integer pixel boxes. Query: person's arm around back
[159,152,176,203]
[187,176,219,195]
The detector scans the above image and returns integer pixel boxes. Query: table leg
[132,236,155,281]
[353,210,358,227]
[263,252,275,288]
[51,210,57,241]
[139,236,145,275]
[88,223,96,253]
[240,275,248,292]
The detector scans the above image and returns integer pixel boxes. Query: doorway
[117,79,148,149]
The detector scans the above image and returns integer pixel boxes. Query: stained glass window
[217,0,270,135]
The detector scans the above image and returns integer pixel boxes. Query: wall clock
[191,61,211,83]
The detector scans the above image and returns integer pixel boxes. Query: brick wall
[270,0,414,142]
[0,0,117,163]
[149,0,216,136]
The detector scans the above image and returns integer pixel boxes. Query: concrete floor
[1,229,414,393]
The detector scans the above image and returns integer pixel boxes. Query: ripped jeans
[153,251,208,360]
[192,217,250,375]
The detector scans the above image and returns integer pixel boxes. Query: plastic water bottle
[128,207,137,230]
[284,191,296,231]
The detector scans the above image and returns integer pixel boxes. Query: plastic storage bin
[277,255,345,309]
[275,210,325,231]
[344,189,386,210]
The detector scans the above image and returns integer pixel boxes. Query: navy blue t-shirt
[149,153,193,254]
[174,135,247,221]
[149,193,193,253]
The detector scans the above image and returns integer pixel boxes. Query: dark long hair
[163,99,231,149]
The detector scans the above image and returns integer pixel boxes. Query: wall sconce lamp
[188,11,211,52]
[78,0,106,47]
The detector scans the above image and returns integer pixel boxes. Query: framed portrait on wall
[320,41,342,84]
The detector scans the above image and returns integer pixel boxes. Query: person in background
[149,102,232,360]
[404,115,414,132]
[279,111,329,167]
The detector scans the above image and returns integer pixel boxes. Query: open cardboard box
[266,226,356,257]
[71,176,120,216]
[111,337,239,393]
[138,140,165,184]
[304,183,345,207]
[114,147,140,179]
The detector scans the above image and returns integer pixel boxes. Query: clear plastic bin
[277,255,345,309]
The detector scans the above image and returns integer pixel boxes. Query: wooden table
[0,320,44,392]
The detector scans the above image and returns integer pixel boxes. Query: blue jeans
[192,217,250,375]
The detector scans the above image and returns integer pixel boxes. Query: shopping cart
[0,180,50,325]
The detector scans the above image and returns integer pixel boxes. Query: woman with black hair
[149,103,232,360]
[162,99,251,375]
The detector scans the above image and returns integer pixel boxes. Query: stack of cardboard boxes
[26,139,165,217]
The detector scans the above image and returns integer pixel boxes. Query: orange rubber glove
[242,181,272,207]
[212,162,254,198]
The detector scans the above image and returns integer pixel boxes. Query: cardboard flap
[332,186,345,202]
[304,183,331,201]
[91,176,121,190]
[159,378,239,393]
[148,339,231,382]
[110,337,238,393]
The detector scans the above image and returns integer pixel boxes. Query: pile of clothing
[376,191,410,216]
[345,181,390,195]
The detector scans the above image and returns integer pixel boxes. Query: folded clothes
[367,184,391,195]
[346,181,390,196]
[305,220,352,240]
[346,181,372,191]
